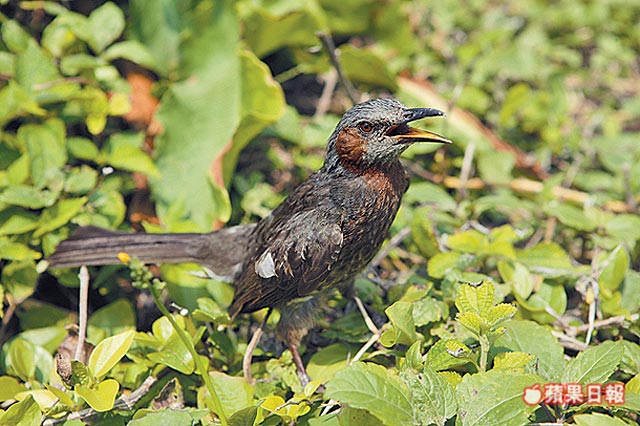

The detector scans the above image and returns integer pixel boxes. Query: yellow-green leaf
[75,379,119,412]
[88,330,135,379]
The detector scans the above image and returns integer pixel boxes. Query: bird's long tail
[47,225,254,279]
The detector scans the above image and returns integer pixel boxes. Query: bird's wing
[254,209,343,297]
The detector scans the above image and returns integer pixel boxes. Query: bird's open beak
[387,107,452,144]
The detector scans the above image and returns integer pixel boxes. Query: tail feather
[47,225,255,280]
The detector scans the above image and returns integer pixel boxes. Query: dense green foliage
[0,0,639,425]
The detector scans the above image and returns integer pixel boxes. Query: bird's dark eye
[358,121,374,133]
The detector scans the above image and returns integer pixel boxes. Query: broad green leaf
[561,341,624,384]
[75,378,119,412]
[0,211,39,235]
[456,370,540,426]
[477,150,515,184]
[88,330,135,379]
[494,320,565,381]
[400,366,457,426]
[380,301,419,347]
[228,407,259,426]
[44,384,74,408]
[497,261,534,300]
[0,185,57,209]
[69,360,94,387]
[518,281,567,324]
[33,197,87,237]
[307,343,350,382]
[404,183,457,211]
[340,45,398,90]
[64,166,98,194]
[102,134,160,178]
[192,297,230,325]
[621,341,640,375]
[86,2,124,52]
[15,40,60,92]
[87,299,135,343]
[102,41,158,70]
[517,242,578,276]
[8,338,37,381]
[325,362,413,426]
[0,376,27,401]
[455,281,495,316]
[17,389,58,411]
[493,352,535,371]
[0,81,46,125]
[605,214,640,244]
[621,271,640,314]
[487,304,517,327]
[456,312,483,335]
[446,230,486,254]
[0,260,38,301]
[128,409,195,426]
[0,394,40,426]
[209,372,254,418]
[261,395,310,422]
[20,120,67,189]
[2,19,31,53]
[426,339,472,371]
[336,406,381,426]
[543,202,596,231]
[573,413,629,426]
[598,246,629,294]
[427,251,462,279]
[412,296,448,326]
[67,137,99,161]
[147,334,194,375]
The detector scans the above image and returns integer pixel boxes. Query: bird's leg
[289,343,311,387]
[243,308,272,385]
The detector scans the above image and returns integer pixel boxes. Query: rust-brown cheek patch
[335,127,367,169]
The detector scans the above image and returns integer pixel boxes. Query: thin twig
[243,309,272,385]
[457,141,476,200]
[75,266,89,361]
[571,313,639,334]
[354,296,378,335]
[317,32,359,105]
[370,226,411,268]
[315,69,338,117]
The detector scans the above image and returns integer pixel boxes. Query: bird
[48,97,451,384]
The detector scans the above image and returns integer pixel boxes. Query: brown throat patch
[335,127,367,170]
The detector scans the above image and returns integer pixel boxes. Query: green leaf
[0,376,27,401]
[0,260,38,301]
[456,312,483,335]
[598,246,629,294]
[101,41,158,70]
[86,2,125,52]
[33,197,87,238]
[455,281,495,316]
[129,409,196,426]
[404,182,457,211]
[492,352,536,371]
[0,211,39,235]
[0,185,57,209]
[494,320,565,381]
[0,81,46,125]
[87,299,136,342]
[400,366,457,426]
[88,330,135,379]
[15,39,60,92]
[543,201,596,231]
[426,339,472,371]
[64,165,98,194]
[446,230,487,254]
[8,338,37,381]
[340,45,398,90]
[307,343,350,382]
[67,137,99,161]
[456,370,540,426]
[102,133,159,177]
[20,120,67,189]
[0,394,41,426]
[605,214,640,244]
[152,0,241,229]
[2,19,31,53]
[497,261,534,300]
[325,362,413,426]
[228,407,259,426]
[517,242,578,276]
[427,251,462,279]
[573,413,629,426]
[486,304,517,328]
[561,341,624,384]
[75,378,119,412]
[209,372,254,418]
[336,406,381,426]
[147,333,194,375]
[380,301,419,347]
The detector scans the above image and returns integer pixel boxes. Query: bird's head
[325,98,451,171]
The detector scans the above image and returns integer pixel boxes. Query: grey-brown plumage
[48,98,450,382]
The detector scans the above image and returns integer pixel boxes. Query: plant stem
[148,282,228,426]
[478,335,489,372]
